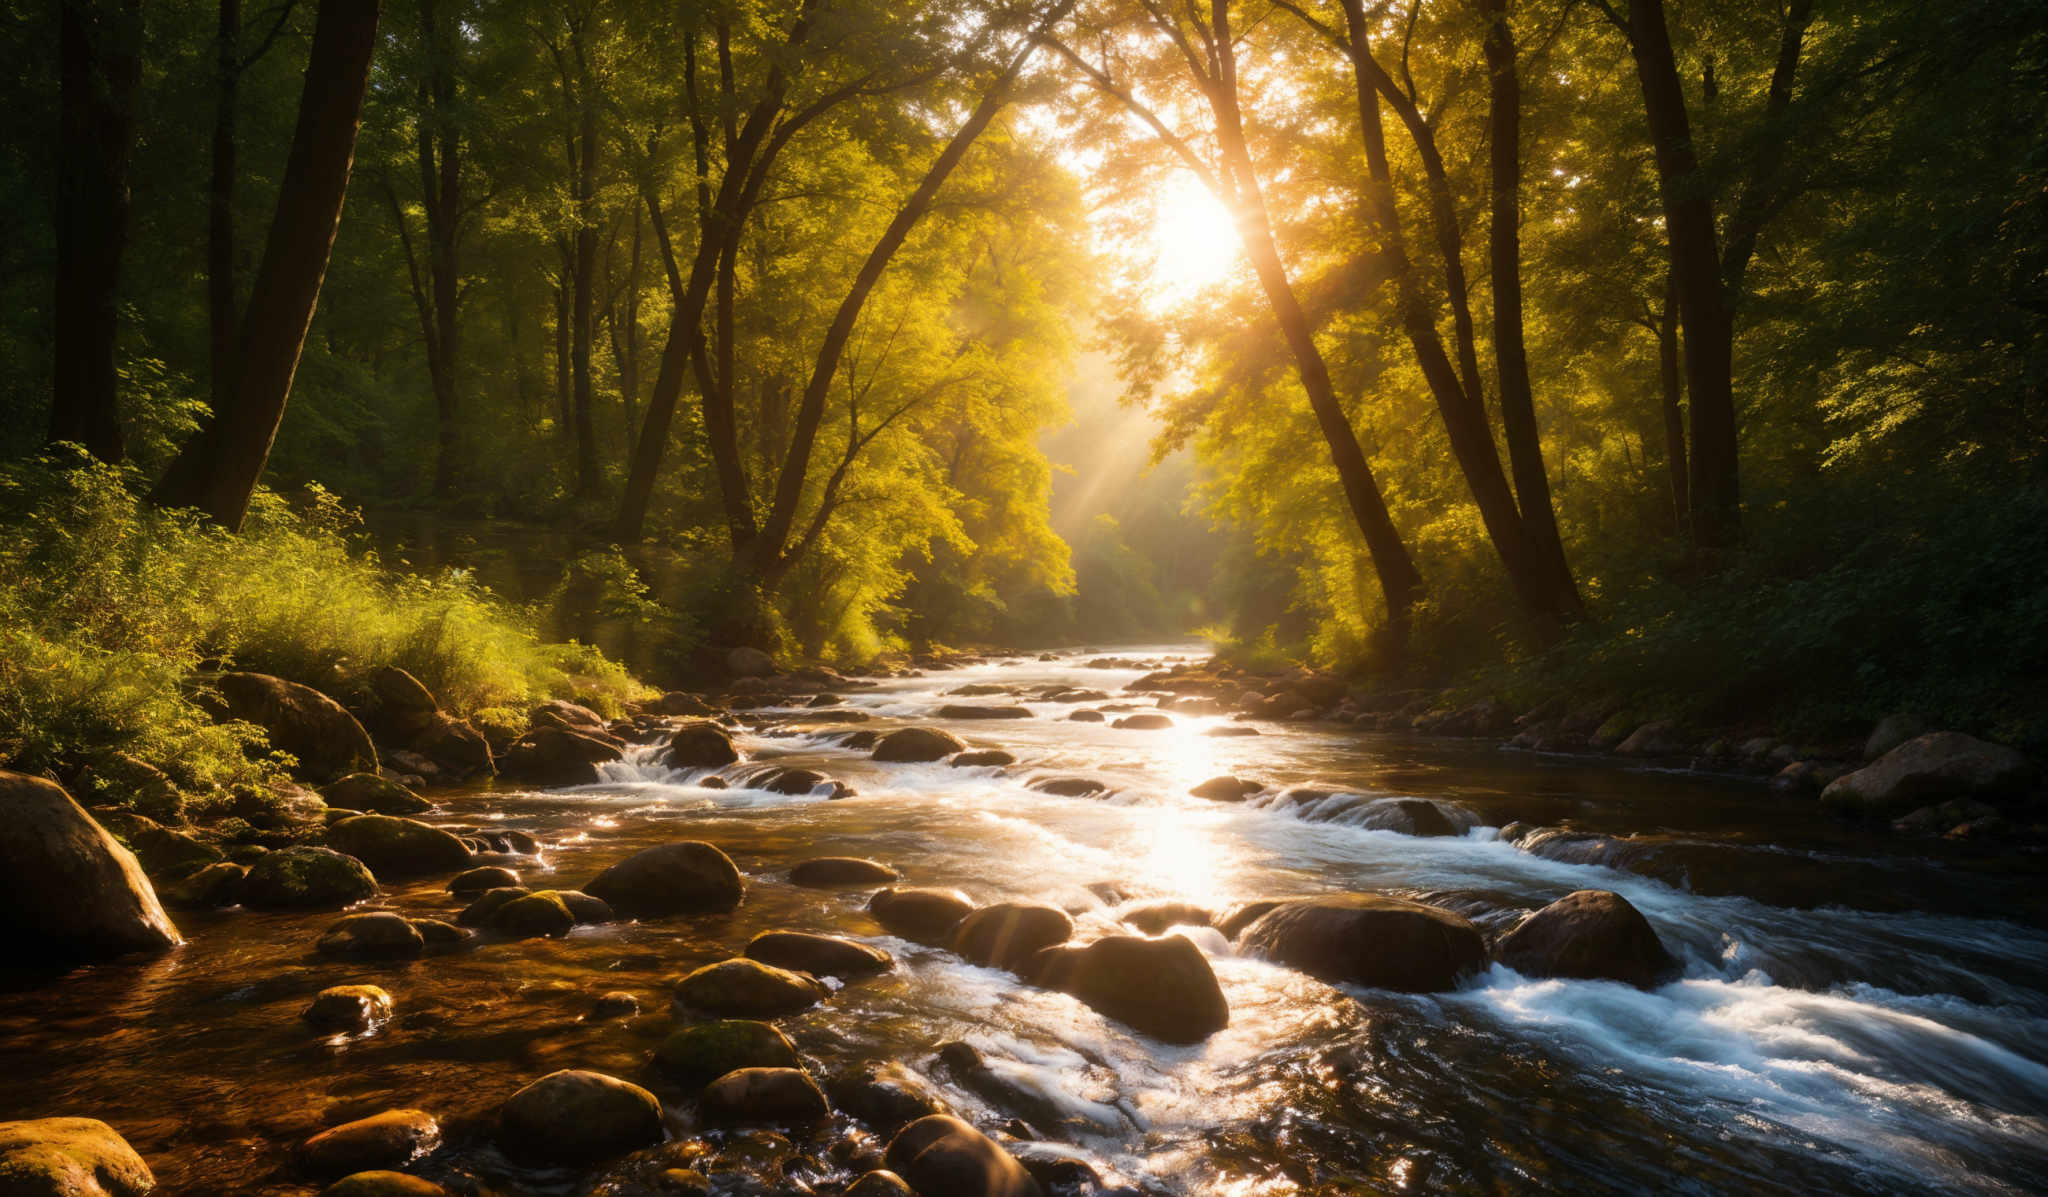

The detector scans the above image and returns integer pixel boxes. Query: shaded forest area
[4,0,2046,756]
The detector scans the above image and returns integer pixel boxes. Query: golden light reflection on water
[1129,716,1237,904]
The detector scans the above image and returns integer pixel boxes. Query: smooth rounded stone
[557,890,613,923]
[883,1115,1041,1197]
[1120,900,1212,934]
[699,776,730,790]
[1217,899,1284,940]
[319,1170,449,1196]
[868,887,975,945]
[497,1069,665,1165]
[299,1109,439,1177]
[164,860,248,909]
[1496,889,1679,988]
[0,772,181,960]
[325,814,471,879]
[669,720,740,768]
[674,958,827,1016]
[655,1166,712,1196]
[316,912,426,959]
[532,699,607,732]
[410,713,496,781]
[89,809,222,879]
[1030,933,1228,1044]
[790,857,900,887]
[1066,710,1105,723]
[408,918,466,946]
[491,891,576,938]
[1822,732,2038,815]
[213,671,378,782]
[871,728,968,763]
[652,1020,799,1085]
[649,691,718,717]
[591,991,639,1019]
[1239,894,1487,993]
[734,766,842,797]
[0,1116,154,1197]
[1203,724,1258,737]
[950,750,1016,768]
[303,984,394,1032]
[500,726,623,786]
[320,773,430,816]
[746,931,893,978]
[845,1171,916,1197]
[699,1067,830,1124]
[1110,713,1172,730]
[936,705,1034,720]
[828,1062,947,1137]
[457,886,530,926]
[241,845,378,910]
[952,904,1073,972]
[1024,777,1106,798]
[448,865,519,894]
[1367,798,1461,838]
[1188,775,1259,802]
[1615,720,1687,757]
[1865,713,1928,761]
[583,841,744,917]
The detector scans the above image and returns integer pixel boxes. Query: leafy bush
[0,453,650,797]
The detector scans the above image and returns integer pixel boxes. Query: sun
[1147,173,1241,297]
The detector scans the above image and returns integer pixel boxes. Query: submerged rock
[315,912,426,959]
[1239,894,1487,993]
[319,1171,448,1197]
[497,1069,664,1165]
[1496,889,1680,988]
[828,1062,947,1136]
[674,958,828,1016]
[303,985,394,1032]
[1110,713,1172,730]
[584,841,744,917]
[868,887,975,945]
[0,1117,154,1197]
[883,1115,1042,1197]
[950,750,1017,768]
[0,772,180,960]
[699,1067,830,1124]
[952,904,1073,973]
[298,1109,439,1177]
[1821,732,2038,816]
[213,671,377,782]
[241,846,377,910]
[790,857,900,887]
[1030,933,1228,1044]
[746,930,893,978]
[871,728,967,763]
[1024,777,1107,798]
[1188,775,1259,801]
[654,1020,800,1086]
[1120,900,1212,934]
[669,721,740,768]
[936,705,1034,720]
[1066,710,1105,724]
[325,815,471,879]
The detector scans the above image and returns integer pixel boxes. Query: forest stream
[3,647,2045,1195]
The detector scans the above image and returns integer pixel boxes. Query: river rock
[320,774,430,816]
[299,1109,439,1177]
[700,1067,830,1124]
[1366,798,1460,837]
[163,861,247,909]
[0,773,181,961]
[0,1117,154,1197]
[1025,776,1106,798]
[1111,713,1173,730]
[303,985,394,1032]
[1120,900,1212,934]
[1240,894,1487,992]
[1615,720,1687,757]
[242,846,378,909]
[654,1020,800,1085]
[1496,889,1680,988]
[649,691,718,717]
[584,841,744,916]
[953,904,1073,972]
[500,726,622,786]
[409,917,466,946]
[448,865,519,894]
[872,728,967,763]
[951,750,1017,768]
[316,912,427,959]
[213,671,377,782]
[457,886,529,926]
[532,699,607,732]
[791,857,899,887]
[1030,933,1228,1044]
[1821,732,2038,815]
[319,1172,448,1197]
[326,815,471,879]
[669,721,740,768]
[868,887,975,944]
[498,1069,664,1164]
[1067,710,1105,723]
[728,647,777,678]
[367,666,439,733]
[1865,713,1928,761]
[410,713,495,781]
[491,891,575,938]
[845,1171,916,1197]
[746,931,893,978]
[828,1062,947,1136]
[883,1115,1042,1197]
[936,705,1034,720]
[674,958,828,1016]
[89,810,220,880]
[1189,775,1258,801]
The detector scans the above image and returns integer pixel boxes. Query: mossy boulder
[871,728,966,763]
[163,861,248,909]
[867,887,974,945]
[319,1171,448,1197]
[497,1069,664,1165]
[674,958,827,1017]
[668,721,740,768]
[315,912,427,959]
[303,985,393,1032]
[583,841,744,917]
[0,1117,155,1197]
[456,886,529,926]
[326,815,471,879]
[500,727,622,786]
[699,1067,829,1124]
[320,774,430,816]
[213,671,377,782]
[448,865,519,894]
[0,772,181,961]
[90,809,222,880]
[241,846,377,910]
[491,891,575,939]
[652,1020,800,1085]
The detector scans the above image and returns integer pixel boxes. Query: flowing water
[4,646,2046,1195]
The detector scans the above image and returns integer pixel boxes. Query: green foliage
[0,455,649,791]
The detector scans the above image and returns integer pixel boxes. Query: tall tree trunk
[208,0,239,414]
[50,0,143,464]
[152,0,382,529]
[552,265,570,433]
[1657,268,1688,528]
[611,210,643,451]
[1479,0,1580,620]
[569,37,600,499]
[418,0,462,497]
[1720,0,1813,300]
[1623,0,1738,548]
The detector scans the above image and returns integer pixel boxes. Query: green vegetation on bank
[0,454,646,804]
